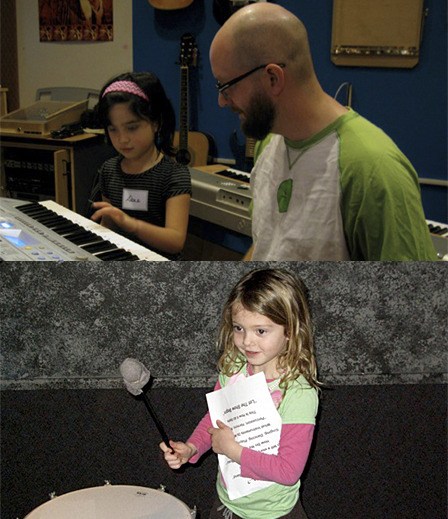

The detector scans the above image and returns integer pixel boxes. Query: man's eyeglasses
[216,63,286,97]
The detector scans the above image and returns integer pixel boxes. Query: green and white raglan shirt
[251,109,438,260]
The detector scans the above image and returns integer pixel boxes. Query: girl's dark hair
[96,71,176,156]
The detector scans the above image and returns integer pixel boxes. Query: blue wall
[133,0,447,223]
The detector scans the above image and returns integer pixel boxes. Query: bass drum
[25,485,195,519]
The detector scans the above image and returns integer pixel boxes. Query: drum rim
[25,484,193,518]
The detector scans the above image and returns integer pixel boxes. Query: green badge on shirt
[277,179,293,213]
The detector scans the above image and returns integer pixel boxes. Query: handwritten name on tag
[122,188,149,211]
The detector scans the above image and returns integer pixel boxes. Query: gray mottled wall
[1,262,446,389]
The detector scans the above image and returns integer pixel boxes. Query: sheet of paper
[206,371,282,500]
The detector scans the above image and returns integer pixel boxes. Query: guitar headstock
[179,32,198,68]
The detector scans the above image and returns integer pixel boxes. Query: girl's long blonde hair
[217,268,320,389]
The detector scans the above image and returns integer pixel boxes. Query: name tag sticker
[122,188,148,211]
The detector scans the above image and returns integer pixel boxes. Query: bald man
[210,3,437,261]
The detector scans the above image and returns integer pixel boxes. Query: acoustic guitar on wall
[173,33,210,167]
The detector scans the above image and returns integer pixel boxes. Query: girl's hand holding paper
[208,420,243,463]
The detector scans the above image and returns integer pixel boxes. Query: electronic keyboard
[0,198,167,261]
[190,168,447,259]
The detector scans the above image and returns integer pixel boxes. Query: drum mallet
[119,358,171,450]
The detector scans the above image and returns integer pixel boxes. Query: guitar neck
[179,65,189,150]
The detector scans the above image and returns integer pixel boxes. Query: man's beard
[241,92,276,140]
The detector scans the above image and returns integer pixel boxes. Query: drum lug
[158,484,166,492]
[104,480,112,486]
[49,491,57,500]
[190,504,197,518]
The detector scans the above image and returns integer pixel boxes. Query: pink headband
[102,80,149,101]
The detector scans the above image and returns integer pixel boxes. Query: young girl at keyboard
[90,72,191,259]
[160,268,320,519]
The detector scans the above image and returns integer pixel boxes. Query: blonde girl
[161,268,319,519]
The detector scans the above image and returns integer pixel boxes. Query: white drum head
[25,485,193,519]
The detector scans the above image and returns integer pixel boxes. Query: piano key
[425,219,448,260]
[51,222,80,234]
[82,240,118,254]
[214,168,251,183]
[428,224,447,236]
[96,248,139,261]
[63,229,95,243]
[68,230,102,246]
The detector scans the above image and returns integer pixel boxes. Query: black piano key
[122,254,140,261]
[429,225,447,235]
[39,215,70,225]
[25,212,60,224]
[50,222,81,233]
[31,213,61,223]
[75,236,104,247]
[82,240,117,253]
[62,229,95,242]
[43,217,76,227]
[112,252,140,261]
[69,231,103,246]
[96,248,139,261]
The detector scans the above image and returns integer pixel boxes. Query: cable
[334,82,353,107]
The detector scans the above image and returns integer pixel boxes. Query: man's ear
[266,63,286,95]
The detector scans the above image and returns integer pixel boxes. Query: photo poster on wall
[38,0,114,42]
